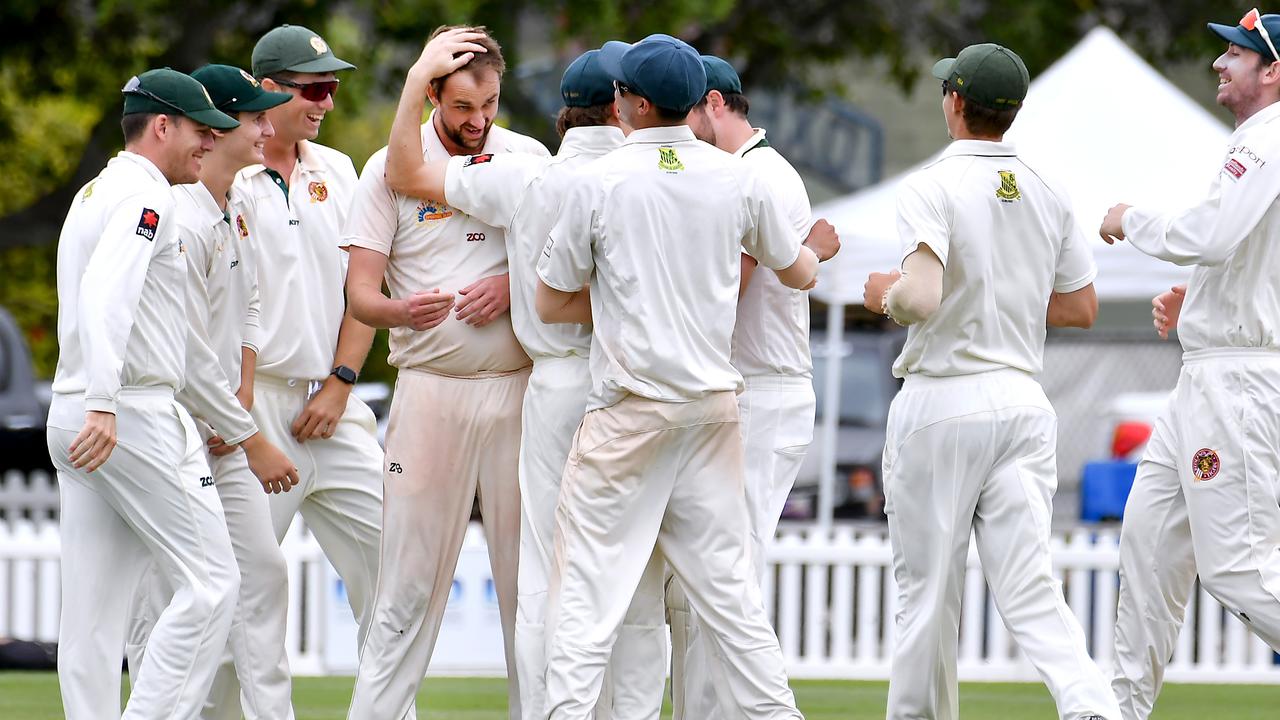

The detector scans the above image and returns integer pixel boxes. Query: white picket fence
[1,471,1277,682]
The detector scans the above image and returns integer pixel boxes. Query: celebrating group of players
[43,7,1280,720]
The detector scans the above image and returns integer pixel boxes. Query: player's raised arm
[385,28,490,201]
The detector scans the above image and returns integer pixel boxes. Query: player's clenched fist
[804,218,841,262]
[863,270,901,315]
[1099,203,1131,244]
[399,288,455,330]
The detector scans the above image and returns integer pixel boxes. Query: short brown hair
[428,25,506,98]
[961,98,1019,138]
[555,102,614,138]
[121,112,180,144]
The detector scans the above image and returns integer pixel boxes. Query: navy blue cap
[701,55,742,95]
[1209,11,1280,61]
[597,34,706,114]
[561,49,615,108]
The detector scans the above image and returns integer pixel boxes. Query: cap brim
[284,56,357,73]
[596,41,632,84]
[186,107,240,131]
[228,90,293,112]
[931,58,956,81]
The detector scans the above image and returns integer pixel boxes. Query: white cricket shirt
[730,128,814,379]
[443,125,624,362]
[50,151,186,419]
[234,140,356,381]
[538,125,805,411]
[892,140,1096,378]
[342,115,549,375]
[1123,100,1280,352]
[171,182,259,444]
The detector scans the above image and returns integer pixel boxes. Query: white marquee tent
[807,26,1232,526]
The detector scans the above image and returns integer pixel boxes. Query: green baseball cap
[932,43,1029,110]
[251,25,356,78]
[701,55,742,95]
[192,64,292,113]
[122,68,240,130]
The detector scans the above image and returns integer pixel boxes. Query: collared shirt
[893,140,1097,379]
[171,181,260,444]
[730,128,814,378]
[234,140,357,381]
[343,114,549,375]
[1124,100,1280,352]
[50,151,186,417]
[443,125,623,362]
[539,125,804,411]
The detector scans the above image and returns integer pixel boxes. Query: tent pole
[818,301,845,533]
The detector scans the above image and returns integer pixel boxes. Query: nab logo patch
[463,154,494,168]
[388,462,403,474]
[415,200,453,223]
[995,170,1022,202]
[308,181,329,203]
[136,208,160,240]
[1225,158,1248,180]
[658,147,685,172]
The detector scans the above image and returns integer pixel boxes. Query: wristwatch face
[333,365,357,384]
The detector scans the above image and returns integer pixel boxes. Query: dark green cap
[561,49,615,108]
[701,55,742,95]
[192,64,292,113]
[122,68,240,130]
[932,43,1029,110]
[251,25,356,78]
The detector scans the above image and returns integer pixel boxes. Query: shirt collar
[1235,99,1280,135]
[239,140,320,180]
[940,139,1018,158]
[559,126,626,156]
[623,125,697,145]
[183,182,225,228]
[732,128,769,158]
[115,151,171,185]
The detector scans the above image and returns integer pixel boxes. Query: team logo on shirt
[1191,447,1221,481]
[308,181,329,203]
[235,214,250,238]
[995,170,1021,202]
[463,154,494,167]
[415,199,454,222]
[658,146,685,172]
[135,208,160,240]
[81,180,96,201]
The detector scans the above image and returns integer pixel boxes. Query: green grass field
[1,673,1275,718]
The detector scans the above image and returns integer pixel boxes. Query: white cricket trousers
[47,390,239,720]
[516,357,667,720]
[125,446,294,720]
[671,374,815,720]
[544,391,802,720]
[883,369,1118,720]
[1112,349,1280,719]
[348,367,528,720]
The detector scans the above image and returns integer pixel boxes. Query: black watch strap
[330,365,358,384]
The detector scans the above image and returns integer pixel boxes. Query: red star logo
[142,210,159,227]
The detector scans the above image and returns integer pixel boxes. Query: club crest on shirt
[1224,158,1248,180]
[308,180,329,203]
[236,214,250,238]
[136,208,160,240]
[463,154,494,167]
[1191,447,1220,481]
[658,146,685,172]
[416,199,453,222]
[81,180,96,202]
[995,170,1021,202]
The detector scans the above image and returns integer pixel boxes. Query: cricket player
[862,44,1119,720]
[537,34,832,720]
[126,64,304,720]
[379,34,666,720]
[672,55,833,720]
[46,68,242,719]
[342,26,549,720]
[1104,10,1280,717]
[230,26,387,701]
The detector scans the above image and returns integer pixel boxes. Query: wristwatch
[330,365,358,385]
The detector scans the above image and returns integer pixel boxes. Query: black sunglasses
[613,80,633,96]
[271,77,340,102]
[941,80,952,96]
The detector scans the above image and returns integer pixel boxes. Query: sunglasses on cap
[613,80,633,96]
[270,77,340,102]
[1242,8,1280,63]
[122,75,187,113]
[941,80,952,96]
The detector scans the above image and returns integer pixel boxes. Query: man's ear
[707,89,725,114]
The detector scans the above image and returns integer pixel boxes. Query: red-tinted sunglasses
[271,77,340,102]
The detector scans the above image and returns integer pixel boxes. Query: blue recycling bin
[1079,461,1138,521]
